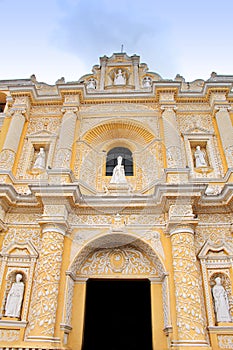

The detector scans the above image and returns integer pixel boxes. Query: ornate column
[167,205,210,349]
[26,204,69,343]
[54,106,79,168]
[132,55,140,90]
[0,204,7,289]
[0,107,27,171]
[215,106,233,168]
[161,105,183,168]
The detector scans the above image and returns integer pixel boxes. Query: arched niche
[106,146,133,176]
[75,119,162,191]
[198,240,233,326]
[60,233,171,349]
[0,241,38,324]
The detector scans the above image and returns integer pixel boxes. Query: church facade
[0,52,232,350]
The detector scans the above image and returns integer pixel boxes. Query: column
[0,108,27,170]
[132,55,140,90]
[26,205,68,342]
[215,106,233,168]
[99,56,107,90]
[0,205,7,290]
[54,107,78,168]
[161,106,183,168]
[168,205,210,349]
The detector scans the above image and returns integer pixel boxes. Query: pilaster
[214,106,233,168]
[132,55,140,90]
[0,108,27,171]
[99,56,107,90]
[54,102,79,169]
[161,104,183,169]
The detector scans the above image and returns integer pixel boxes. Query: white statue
[143,76,152,88]
[32,147,46,170]
[87,78,96,90]
[110,156,127,184]
[114,69,126,85]
[194,146,207,168]
[5,273,24,318]
[212,277,232,322]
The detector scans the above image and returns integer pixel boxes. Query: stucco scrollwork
[78,246,158,276]
[0,149,15,169]
[26,231,64,337]
[3,227,41,251]
[171,232,208,341]
[0,329,20,341]
[218,335,233,349]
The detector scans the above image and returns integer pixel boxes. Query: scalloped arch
[82,120,155,147]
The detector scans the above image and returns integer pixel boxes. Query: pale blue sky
[1,0,233,84]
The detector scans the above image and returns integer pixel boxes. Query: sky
[1,0,233,85]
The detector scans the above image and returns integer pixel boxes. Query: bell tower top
[79,52,162,92]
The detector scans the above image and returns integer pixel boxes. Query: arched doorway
[63,234,170,350]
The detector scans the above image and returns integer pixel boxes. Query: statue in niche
[143,76,152,88]
[32,147,46,170]
[87,78,96,90]
[5,273,24,318]
[212,277,232,323]
[110,156,127,184]
[114,69,126,85]
[194,145,207,168]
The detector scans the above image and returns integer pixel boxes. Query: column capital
[61,106,79,114]
[39,222,69,236]
[10,107,27,119]
[131,55,140,65]
[213,104,231,114]
[63,94,80,108]
[166,204,198,234]
[38,203,71,234]
[169,225,195,236]
[160,104,177,112]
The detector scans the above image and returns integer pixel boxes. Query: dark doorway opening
[82,279,153,350]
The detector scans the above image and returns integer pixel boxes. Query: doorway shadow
[82,279,153,350]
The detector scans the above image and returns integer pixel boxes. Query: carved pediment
[27,129,57,138]
[198,240,233,259]
[183,126,213,135]
[2,241,38,258]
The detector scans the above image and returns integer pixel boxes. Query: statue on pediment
[143,76,152,88]
[87,78,96,90]
[114,69,126,85]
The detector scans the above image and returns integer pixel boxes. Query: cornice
[0,181,232,214]
[6,80,233,106]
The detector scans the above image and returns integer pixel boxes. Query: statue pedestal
[107,183,131,195]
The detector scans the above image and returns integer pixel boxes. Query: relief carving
[0,329,20,341]
[78,246,158,276]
